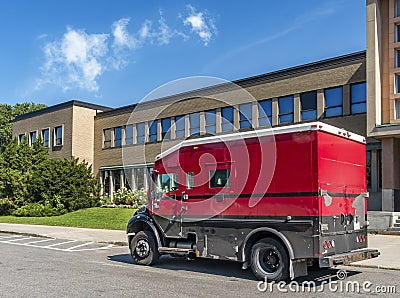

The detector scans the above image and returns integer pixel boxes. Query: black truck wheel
[130,230,160,265]
[250,238,289,282]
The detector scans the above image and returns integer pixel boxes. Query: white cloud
[183,5,217,46]
[36,6,218,93]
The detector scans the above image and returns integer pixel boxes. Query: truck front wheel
[130,230,160,265]
[250,238,289,282]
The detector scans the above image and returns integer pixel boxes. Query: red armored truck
[127,122,379,281]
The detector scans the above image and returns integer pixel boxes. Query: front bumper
[319,248,380,268]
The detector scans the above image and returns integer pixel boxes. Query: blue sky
[0,0,366,108]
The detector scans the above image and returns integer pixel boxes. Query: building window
[397,50,400,68]
[205,109,216,134]
[54,126,63,146]
[397,0,400,17]
[114,127,122,147]
[258,99,272,127]
[350,82,367,114]
[397,25,400,42]
[278,95,294,124]
[187,172,194,189]
[18,133,25,144]
[221,106,234,132]
[103,128,112,148]
[239,103,252,129]
[161,118,171,140]
[41,128,50,148]
[189,112,200,136]
[136,123,145,144]
[125,125,133,145]
[29,131,37,146]
[175,115,185,139]
[300,91,317,121]
[148,121,158,142]
[324,86,343,117]
[210,169,230,188]
[396,100,400,119]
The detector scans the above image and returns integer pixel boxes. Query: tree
[0,102,46,153]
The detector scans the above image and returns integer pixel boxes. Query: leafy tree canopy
[0,102,47,153]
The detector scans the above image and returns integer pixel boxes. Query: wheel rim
[135,239,150,258]
[259,248,281,274]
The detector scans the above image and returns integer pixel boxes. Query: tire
[250,238,289,282]
[130,230,160,265]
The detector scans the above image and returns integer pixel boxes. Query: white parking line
[0,235,24,240]
[25,238,56,244]
[45,240,77,247]
[3,237,32,242]
[65,242,94,251]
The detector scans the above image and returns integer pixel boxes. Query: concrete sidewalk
[0,223,399,271]
[0,223,127,245]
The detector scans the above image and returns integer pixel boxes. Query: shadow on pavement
[107,253,362,283]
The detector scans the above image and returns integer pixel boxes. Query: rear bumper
[319,248,380,268]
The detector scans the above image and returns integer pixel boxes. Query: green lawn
[0,207,136,230]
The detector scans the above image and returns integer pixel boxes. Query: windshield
[156,173,178,193]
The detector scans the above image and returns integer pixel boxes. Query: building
[13,52,378,209]
[367,0,400,228]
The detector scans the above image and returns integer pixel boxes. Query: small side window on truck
[210,169,230,188]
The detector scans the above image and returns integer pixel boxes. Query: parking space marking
[0,234,126,252]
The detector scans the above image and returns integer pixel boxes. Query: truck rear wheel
[130,230,159,265]
[250,238,289,282]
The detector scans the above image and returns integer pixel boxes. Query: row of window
[18,126,63,148]
[103,83,366,148]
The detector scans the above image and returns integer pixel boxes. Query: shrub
[12,203,66,217]
[0,198,16,215]
[111,187,147,208]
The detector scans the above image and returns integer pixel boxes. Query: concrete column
[200,111,206,135]
[131,168,137,191]
[381,138,400,211]
[233,106,240,130]
[343,84,351,115]
[294,94,301,123]
[185,115,190,138]
[171,117,176,139]
[144,122,149,143]
[317,89,325,119]
[99,171,105,196]
[109,170,114,202]
[122,126,126,146]
[157,119,162,141]
[216,108,222,133]
[252,102,259,128]
[120,170,125,189]
[272,98,279,126]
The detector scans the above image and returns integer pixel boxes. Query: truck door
[150,171,185,237]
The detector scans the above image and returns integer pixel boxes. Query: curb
[0,230,128,247]
[349,264,400,271]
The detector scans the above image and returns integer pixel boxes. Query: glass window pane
[42,129,49,147]
[189,113,200,136]
[210,169,230,188]
[397,50,400,68]
[136,123,145,144]
[397,25,400,42]
[149,121,157,142]
[259,100,272,116]
[103,128,112,148]
[325,87,343,107]
[175,115,185,138]
[279,96,293,114]
[55,126,63,146]
[205,109,216,134]
[325,107,342,117]
[221,106,234,132]
[161,118,171,140]
[351,102,366,114]
[279,114,293,124]
[239,103,252,129]
[300,91,317,110]
[397,0,400,17]
[125,125,133,145]
[114,127,122,147]
[351,82,366,104]
[301,110,317,121]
